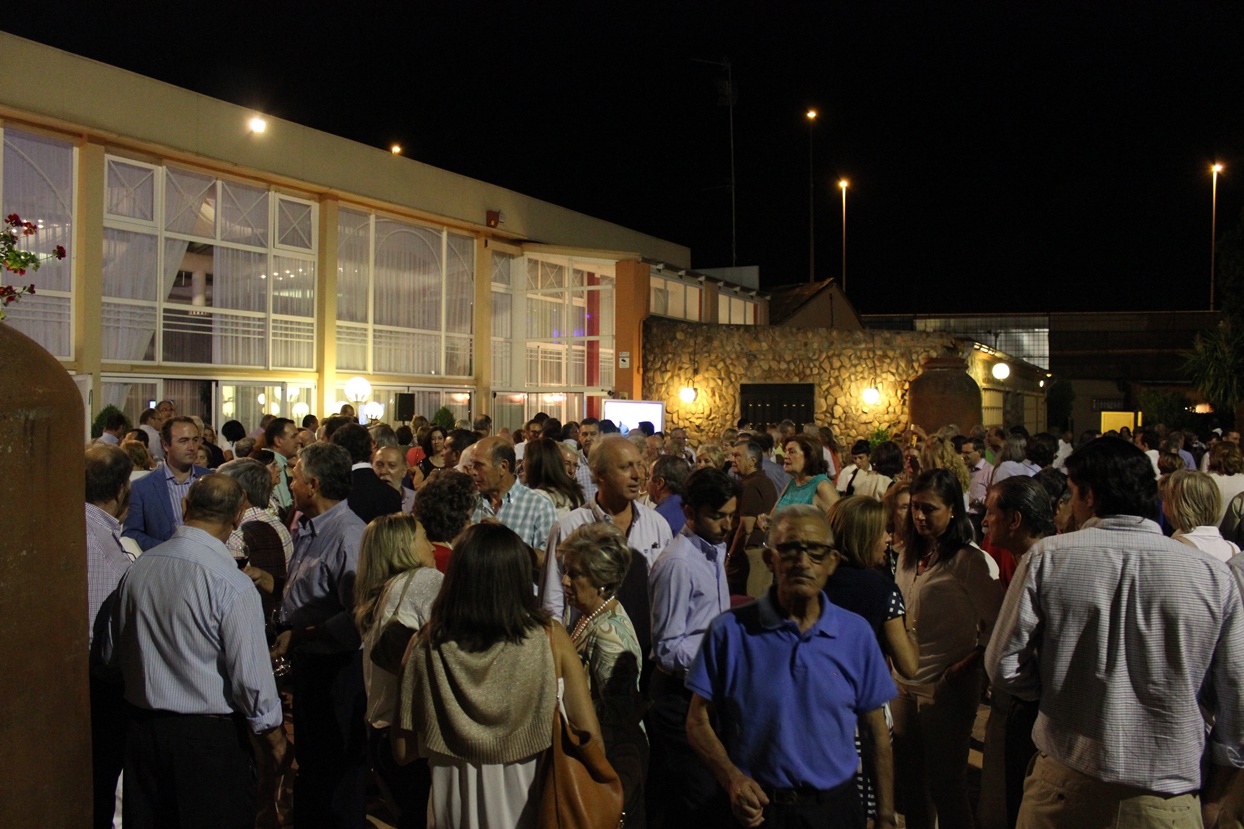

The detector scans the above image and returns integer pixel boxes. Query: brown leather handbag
[537,627,625,829]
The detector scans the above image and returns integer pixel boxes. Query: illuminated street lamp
[1212,163,1224,311]
[807,109,817,284]
[839,179,848,293]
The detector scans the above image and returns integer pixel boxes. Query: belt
[763,778,853,806]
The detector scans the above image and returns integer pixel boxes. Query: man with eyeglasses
[687,504,898,829]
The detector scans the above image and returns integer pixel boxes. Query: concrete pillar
[316,197,339,417]
[474,237,492,416]
[74,139,106,416]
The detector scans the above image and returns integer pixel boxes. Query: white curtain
[3,129,74,356]
[220,180,268,247]
[374,218,440,332]
[336,209,370,324]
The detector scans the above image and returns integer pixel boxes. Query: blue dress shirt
[649,527,730,674]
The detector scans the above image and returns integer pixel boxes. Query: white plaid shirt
[986,515,1244,793]
[472,480,557,553]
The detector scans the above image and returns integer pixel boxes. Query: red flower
[54,245,66,259]
[5,214,19,226]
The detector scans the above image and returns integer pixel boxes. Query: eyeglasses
[769,542,837,564]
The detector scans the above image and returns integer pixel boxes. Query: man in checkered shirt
[469,435,557,568]
[986,437,1244,828]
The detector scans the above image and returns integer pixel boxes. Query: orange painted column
[613,260,650,401]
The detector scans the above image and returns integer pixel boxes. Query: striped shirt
[986,515,1244,793]
[162,463,205,528]
[104,525,282,733]
[227,505,294,566]
[472,480,557,553]
[86,502,131,648]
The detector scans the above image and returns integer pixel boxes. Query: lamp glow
[806,109,817,121]
[248,117,267,134]
[1213,163,1224,174]
[862,387,880,405]
[292,401,310,419]
[363,401,385,421]
[344,375,373,403]
[256,393,266,406]
[680,387,698,403]
[992,363,1011,380]
[839,179,849,190]
[391,145,402,155]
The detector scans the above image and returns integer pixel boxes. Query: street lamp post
[1212,163,1223,312]
[839,179,848,293]
[807,109,817,284]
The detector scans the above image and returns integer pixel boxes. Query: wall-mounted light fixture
[992,362,1011,380]
[862,387,880,405]
[680,387,698,403]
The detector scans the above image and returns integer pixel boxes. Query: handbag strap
[382,569,418,625]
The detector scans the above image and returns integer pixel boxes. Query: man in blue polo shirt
[686,504,897,829]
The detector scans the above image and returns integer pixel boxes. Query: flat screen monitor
[601,399,665,436]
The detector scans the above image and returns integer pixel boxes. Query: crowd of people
[82,403,1244,829]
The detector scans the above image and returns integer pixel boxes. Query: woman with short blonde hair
[1162,469,1240,563]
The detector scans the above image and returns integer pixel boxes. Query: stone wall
[643,318,966,447]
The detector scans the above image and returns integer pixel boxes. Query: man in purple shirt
[647,466,739,824]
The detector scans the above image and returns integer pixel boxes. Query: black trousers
[291,649,368,829]
[645,670,729,828]
[367,725,431,829]
[90,675,128,829]
[122,706,256,829]
[761,779,864,829]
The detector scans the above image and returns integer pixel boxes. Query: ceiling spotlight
[248,116,267,134]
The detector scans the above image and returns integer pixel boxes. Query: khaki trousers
[1017,753,1202,829]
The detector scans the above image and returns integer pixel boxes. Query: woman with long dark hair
[394,523,601,828]
[891,468,1002,829]
[523,436,584,517]
[416,426,448,481]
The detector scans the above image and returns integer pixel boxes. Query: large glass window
[2,128,76,357]
[522,256,615,399]
[101,156,318,370]
[717,292,756,325]
[649,274,701,322]
[334,208,474,378]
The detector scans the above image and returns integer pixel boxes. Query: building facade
[0,33,764,436]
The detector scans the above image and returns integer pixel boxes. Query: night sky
[5,2,1243,315]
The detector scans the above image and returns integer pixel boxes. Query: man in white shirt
[986,438,1244,828]
[835,440,892,500]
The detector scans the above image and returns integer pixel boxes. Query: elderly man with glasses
[686,504,898,829]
